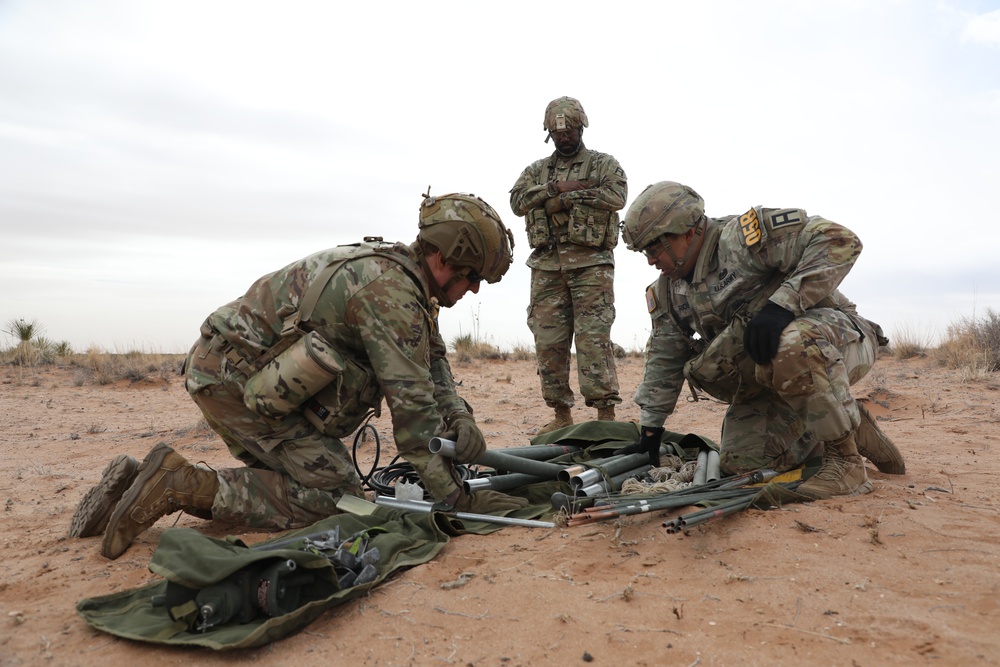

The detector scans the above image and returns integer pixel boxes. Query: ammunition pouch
[683,316,763,403]
[242,331,343,420]
[303,356,381,437]
[568,206,617,250]
[526,208,553,249]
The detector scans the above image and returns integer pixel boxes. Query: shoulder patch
[646,285,657,313]
[764,208,805,230]
[738,208,761,248]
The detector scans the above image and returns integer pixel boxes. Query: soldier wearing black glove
[743,302,796,364]
[614,426,665,467]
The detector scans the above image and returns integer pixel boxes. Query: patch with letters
[739,208,761,248]
[646,285,657,313]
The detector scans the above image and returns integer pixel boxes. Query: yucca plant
[3,318,54,365]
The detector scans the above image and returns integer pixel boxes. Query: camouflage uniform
[510,144,627,410]
[635,207,885,474]
[184,240,468,530]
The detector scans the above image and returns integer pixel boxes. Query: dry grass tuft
[452,335,537,363]
[507,342,535,362]
[932,308,1000,380]
[451,334,508,362]
[70,347,183,385]
[888,323,934,360]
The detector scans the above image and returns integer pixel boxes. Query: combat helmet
[418,189,515,284]
[543,96,589,133]
[622,181,705,252]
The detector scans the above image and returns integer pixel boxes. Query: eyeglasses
[460,268,483,284]
[641,236,671,258]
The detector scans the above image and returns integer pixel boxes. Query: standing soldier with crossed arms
[510,97,627,434]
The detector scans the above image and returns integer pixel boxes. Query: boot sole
[69,454,140,538]
[100,443,174,559]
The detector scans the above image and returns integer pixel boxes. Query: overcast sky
[1,0,998,355]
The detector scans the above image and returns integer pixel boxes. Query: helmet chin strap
[418,250,456,308]
[664,219,705,280]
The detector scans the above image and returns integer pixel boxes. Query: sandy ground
[1,353,999,667]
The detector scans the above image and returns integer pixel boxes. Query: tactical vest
[231,239,426,437]
[525,150,618,251]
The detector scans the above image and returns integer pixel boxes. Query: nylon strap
[241,243,426,376]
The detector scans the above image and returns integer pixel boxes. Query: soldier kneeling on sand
[71,190,528,558]
[618,181,904,499]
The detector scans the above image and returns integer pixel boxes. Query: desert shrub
[889,323,932,360]
[452,333,507,362]
[933,308,1000,379]
[1,318,56,366]
[507,341,535,361]
[81,346,184,385]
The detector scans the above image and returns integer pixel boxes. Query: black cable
[367,455,479,500]
[350,412,480,498]
[351,412,381,489]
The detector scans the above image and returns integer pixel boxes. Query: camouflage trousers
[527,264,620,409]
[184,335,363,531]
[716,308,879,475]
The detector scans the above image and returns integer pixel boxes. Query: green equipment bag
[528,419,717,458]
[76,510,451,650]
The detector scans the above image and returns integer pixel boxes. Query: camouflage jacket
[509,144,627,271]
[635,207,864,426]
[204,241,467,458]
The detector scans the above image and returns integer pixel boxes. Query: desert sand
[1,353,998,666]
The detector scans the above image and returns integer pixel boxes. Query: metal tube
[556,455,617,484]
[374,495,556,528]
[692,450,708,486]
[664,496,755,533]
[569,451,660,489]
[578,464,652,498]
[493,444,582,460]
[429,438,566,478]
[464,472,545,493]
[706,449,721,483]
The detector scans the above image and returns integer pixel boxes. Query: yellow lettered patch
[739,208,761,247]
[646,285,657,313]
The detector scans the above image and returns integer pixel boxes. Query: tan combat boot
[856,403,905,474]
[101,442,219,559]
[69,454,140,538]
[538,406,573,435]
[797,431,873,500]
[597,406,616,421]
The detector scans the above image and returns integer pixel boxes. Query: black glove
[614,426,665,467]
[743,301,796,364]
[454,489,529,514]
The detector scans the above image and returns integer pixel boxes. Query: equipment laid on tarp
[77,420,811,650]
